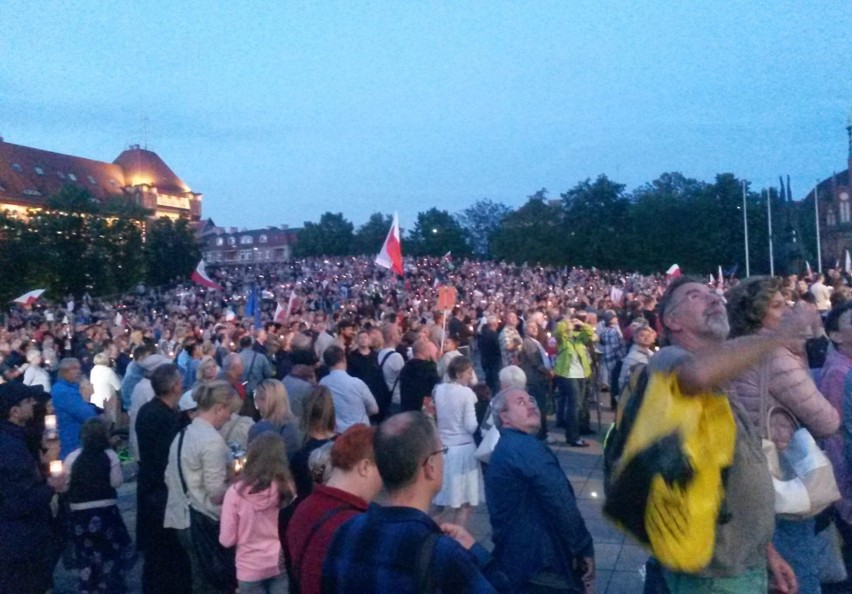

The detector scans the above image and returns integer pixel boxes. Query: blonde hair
[193,380,238,412]
[195,356,218,381]
[255,379,295,426]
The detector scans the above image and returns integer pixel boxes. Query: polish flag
[12,289,45,306]
[805,261,813,279]
[274,289,301,322]
[375,212,403,276]
[666,264,681,279]
[191,260,223,291]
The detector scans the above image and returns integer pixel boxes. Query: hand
[440,523,475,550]
[575,556,595,594]
[767,542,797,594]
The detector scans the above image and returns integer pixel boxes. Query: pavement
[53,404,651,593]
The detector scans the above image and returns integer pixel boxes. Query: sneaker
[567,439,589,448]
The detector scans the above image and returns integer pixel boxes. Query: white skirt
[433,442,484,508]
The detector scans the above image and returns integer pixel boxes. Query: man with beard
[652,276,803,592]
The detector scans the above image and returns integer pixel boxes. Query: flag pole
[814,182,822,273]
[767,188,774,276]
[742,181,750,277]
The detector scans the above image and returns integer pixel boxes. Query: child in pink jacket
[220,432,295,594]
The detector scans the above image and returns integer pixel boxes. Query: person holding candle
[0,382,66,594]
[61,418,134,593]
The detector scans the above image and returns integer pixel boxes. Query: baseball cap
[0,383,47,408]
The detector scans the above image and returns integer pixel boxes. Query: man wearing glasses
[322,411,511,593]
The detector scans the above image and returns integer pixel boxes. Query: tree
[407,208,470,257]
[352,212,392,256]
[561,175,630,269]
[491,194,564,264]
[144,218,201,286]
[294,212,355,257]
[457,199,511,258]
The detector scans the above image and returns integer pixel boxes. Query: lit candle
[233,458,243,474]
[44,415,57,431]
[49,460,63,476]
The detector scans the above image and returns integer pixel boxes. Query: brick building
[200,220,299,264]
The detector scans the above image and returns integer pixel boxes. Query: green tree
[491,194,564,264]
[560,175,630,269]
[352,212,392,256]
[294,212,355,257]
[457,199,511,258]
[144,218,201,286]
[407,208,470,257]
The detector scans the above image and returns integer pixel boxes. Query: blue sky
[2,1,851,230]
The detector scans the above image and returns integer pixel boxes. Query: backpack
[603,365,736,573]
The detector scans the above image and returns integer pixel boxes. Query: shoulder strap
[758,361,770,440]
[249,350,258,375]
[176,427,189,497]
[292,504,351,585]
[379,351,393,369]
[416,532,441,594]
[380,351,401,393]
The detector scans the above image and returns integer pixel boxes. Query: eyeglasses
[422,445,449,466]
[666,288,725,316]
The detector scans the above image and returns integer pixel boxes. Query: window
[259,234,268,243]
[227,236,236,246]
[86,175,96,184]
[34,167,44,175]
[69,173,78,181]
[216,237,224,246]
[11,163,22,172]
[240,235,253,245]
[827,209,837,227]
[841,201,850,224]
[57,171,66,179]
[239,249,253,261]
[22,189,41,196]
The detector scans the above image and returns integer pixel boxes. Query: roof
[0,140,127,206]
[114,145,192,195]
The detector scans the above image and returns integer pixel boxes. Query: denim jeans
[773,517,820,594]
[555,377,581,442]
[238,575,288,594]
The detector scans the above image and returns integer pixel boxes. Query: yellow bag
[604,371,736,572]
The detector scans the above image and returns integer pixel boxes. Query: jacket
[53,378,97,459]
[727,338,839,444]
[219,481,283,582]
[553,320,594,379]
[0,420,54,560]
[819,347,852,524]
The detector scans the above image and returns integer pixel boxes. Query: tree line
[0,186,200,302]
[294,171,812,276]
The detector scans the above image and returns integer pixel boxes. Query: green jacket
[553,319,594,378]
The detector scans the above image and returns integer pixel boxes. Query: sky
[2,1,851,231]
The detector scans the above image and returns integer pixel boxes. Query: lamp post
[742,181,750,277]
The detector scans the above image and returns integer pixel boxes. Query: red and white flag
[191,260,223,291]
[805,260,813,278]
[375,212,403,276]
[12,289,45,306]
[666,264,681,279]
[275,289,301,322]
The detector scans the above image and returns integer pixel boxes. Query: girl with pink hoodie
[220,432,296,594]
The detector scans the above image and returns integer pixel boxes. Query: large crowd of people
[3,255,852,593]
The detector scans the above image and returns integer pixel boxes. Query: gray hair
[93,352,110,367]
[490,387,531,430]
[498,365,526,390]
[58,357,81,379]
[308,441,334,485]
[222,353,242,373]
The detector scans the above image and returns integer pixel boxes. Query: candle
[44,415,57,431]
[49,460,63,476]
[233,458,243,474]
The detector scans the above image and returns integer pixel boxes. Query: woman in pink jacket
[727,276,840,594]
[220,431,296,594]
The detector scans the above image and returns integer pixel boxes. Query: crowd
[3,255,852,594]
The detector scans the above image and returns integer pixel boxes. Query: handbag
[758,364,840,519]
[177,429,237,591]
[475,405,499,463]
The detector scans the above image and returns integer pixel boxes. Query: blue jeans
[238,575,287,594]
[773,517,820,594]
[555,377,581,442]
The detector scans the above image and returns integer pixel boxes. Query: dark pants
[555,377,581,443]
[483,361,500,396]
[773,517,820,594]
[528,382,549,439]
[0,557,52,594]
[142,527,192,594]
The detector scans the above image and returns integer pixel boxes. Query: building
[0,138,202,221]
[200,220,299,264]
[801,113,852,267]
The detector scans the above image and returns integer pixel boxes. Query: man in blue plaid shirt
[322,411,511,593]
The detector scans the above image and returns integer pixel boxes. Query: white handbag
[475,407,499,463]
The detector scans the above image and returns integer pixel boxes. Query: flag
[12,289,45,306]
[114,311,124,327]
[375,212,403,276]
[275,289,301,322]
[717,265,724,288]
[806,261,813,278]
[191,260,223,291]
[443,251,452,261]
[666,264,681,279]
[245,285,262,329]
[845,250,851,275]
